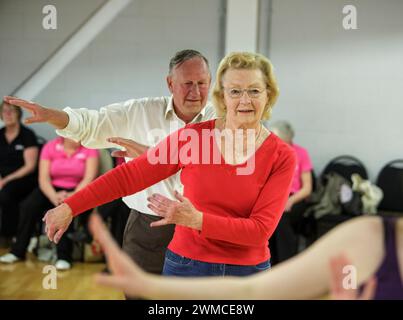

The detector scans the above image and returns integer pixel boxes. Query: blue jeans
[162,249,271,277]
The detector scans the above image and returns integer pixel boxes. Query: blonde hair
[212,52,279,120]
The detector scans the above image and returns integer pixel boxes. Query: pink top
[290,143,312,194]
[40,137,99,189]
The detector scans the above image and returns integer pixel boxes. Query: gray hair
[168,49,210,74]
[271,120,295,143]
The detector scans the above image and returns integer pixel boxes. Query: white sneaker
[55,259,71,271]
[0,253,20,264]
[27,236,38,253]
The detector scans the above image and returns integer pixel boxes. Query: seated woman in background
[269,120,313,264]
[89,213,402,300]
[0,101,38,243]
[0,137,98,270]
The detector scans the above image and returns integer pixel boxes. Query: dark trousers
[269,201,308,265]
[11,187,91,262]
[122,209,175,274]
[97,199,130,248]
[0,174,37,237]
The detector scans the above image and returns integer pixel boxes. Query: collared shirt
[56,96,216,215]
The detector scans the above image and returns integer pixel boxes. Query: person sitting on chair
[269,120,313,264]
[0,101,39,245]
[0,137,98,270]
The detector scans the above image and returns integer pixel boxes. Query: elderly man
[4,49,215,277]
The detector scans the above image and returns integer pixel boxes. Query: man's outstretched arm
[4,96,69,129]
[4,95,136,150]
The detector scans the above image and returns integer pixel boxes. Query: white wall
[0,0,224,139]
[265,0,403,180]
[225,0,259,53]
[1,0,402,181]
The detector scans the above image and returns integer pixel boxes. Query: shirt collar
[164,95,206,123]
[164,96,175,119]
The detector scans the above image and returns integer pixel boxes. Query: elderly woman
[40,52,296,277]
[269,120,313,264]
[0,137,98,270]
[0,102,38,241]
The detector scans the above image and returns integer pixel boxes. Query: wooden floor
[0,248,124,300]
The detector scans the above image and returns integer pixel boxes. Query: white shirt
[56,96,216,215]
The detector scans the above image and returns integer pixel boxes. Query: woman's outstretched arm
[90,214,383,300]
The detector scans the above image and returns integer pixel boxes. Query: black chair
[376,159,403,216]
[322,155,368,183]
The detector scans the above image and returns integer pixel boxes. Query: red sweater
[65,120,296,265]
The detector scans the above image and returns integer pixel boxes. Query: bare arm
[1,146,38,186]
[4,96,69,129]
[38,159,59,206]
[287,171,312,210]
[91,215,383,300]
[329,254,377,300]
[70,156,99,193]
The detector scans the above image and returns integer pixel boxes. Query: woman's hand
[55,190,69,205]
[48,194,61,207]
[42,203,73,244]
[147,191,203,230]
[285,197,294,212]
[89,213,149,297]
[329,253,377,300]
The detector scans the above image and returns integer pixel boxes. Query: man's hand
[107,137,148,159]
[147,191,203,230]
[4,96,51,124]
[42,203,74,244]
[3,96,69,129]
